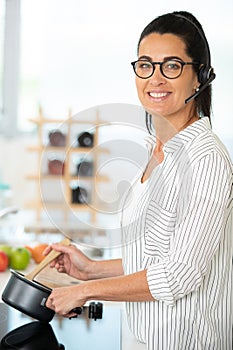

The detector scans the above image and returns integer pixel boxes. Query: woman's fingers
[46,286,84,317]
[43,242,74,256]
[42,244,53,256]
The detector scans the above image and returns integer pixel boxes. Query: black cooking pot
[0,321,64,349]
[1,238,82,323]
[2,270,55,323]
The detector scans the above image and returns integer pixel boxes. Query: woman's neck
[153,114,200,151]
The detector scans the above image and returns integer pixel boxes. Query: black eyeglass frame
[131,59,199,79]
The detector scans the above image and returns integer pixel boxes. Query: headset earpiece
[185,69,216,104]
[198,65,214,85]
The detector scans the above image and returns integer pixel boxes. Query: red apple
[0,251,9,272]
[0,245,12,266]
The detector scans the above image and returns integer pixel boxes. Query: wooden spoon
[25,237,70,281]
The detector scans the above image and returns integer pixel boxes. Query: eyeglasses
[131,59,199,79]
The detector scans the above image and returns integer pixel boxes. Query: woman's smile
[147,90,171,101]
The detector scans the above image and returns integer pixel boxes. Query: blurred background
[0,0,232,245]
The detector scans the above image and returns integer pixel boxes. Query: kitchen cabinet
[26,107,109,224]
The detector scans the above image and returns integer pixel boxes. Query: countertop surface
[0,267,146,350]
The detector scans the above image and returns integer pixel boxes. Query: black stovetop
[0,303,121,349]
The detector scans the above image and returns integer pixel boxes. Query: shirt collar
[145,117,211,154]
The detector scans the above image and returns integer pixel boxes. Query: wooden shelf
[70,175,109,182]
[69,147,109,154]
[25,201,96,212]
[27,145,66,152]
[27,145,109,154]
[25,201,66,209]
[26,174,65,180]
[26,108,109,222]
[26,174,109,182]
[28,117,103,125]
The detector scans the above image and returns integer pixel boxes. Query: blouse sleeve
[146,151,232,305]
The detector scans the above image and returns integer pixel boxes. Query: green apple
[0,245,12,266]
[10,247,31,270]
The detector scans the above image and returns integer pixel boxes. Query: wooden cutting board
[34,265,81,289]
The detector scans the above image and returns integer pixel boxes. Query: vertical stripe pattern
[121,117,233,350]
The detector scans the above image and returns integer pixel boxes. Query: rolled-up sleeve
[146,151,232,305]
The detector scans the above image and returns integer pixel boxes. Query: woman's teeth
[149,92,168,98]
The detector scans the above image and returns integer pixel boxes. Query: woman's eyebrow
[164,56,182,61]
[138,55,183,61]
[138,55,152,61]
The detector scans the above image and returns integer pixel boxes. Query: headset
[173,13,216,104]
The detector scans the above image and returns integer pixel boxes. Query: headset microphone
[174,13,216,105]
[185,71,216,104]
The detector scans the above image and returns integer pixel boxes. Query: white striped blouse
[121,117,233,350]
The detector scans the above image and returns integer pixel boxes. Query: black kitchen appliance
[0,302,121,350]
[0,321,63,349]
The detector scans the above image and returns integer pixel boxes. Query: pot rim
[10,269,52,293]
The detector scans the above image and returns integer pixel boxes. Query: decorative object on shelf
[76,159,94,177]
[48,159,65,176]
[71,186,89,204]
[49,130,66,147]
[77,131,94,147]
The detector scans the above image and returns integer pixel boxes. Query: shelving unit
[26,107,109,224]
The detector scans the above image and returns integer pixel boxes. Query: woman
[45,11,233,349]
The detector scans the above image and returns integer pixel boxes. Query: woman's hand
[43,243,94,281]
[46,269,154,317]
[46,285,87,318]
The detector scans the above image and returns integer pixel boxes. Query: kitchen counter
[0,268,146,350]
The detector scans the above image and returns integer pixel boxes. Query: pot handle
[40,297,83,317]
[25,238,71,281]
[70,307,83,317]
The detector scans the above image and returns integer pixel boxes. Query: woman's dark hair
[138,11,213,131]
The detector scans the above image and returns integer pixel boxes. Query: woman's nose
[149,64,166,84]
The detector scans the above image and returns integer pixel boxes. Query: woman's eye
[165,61,181,70]
[138,61,152,69]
